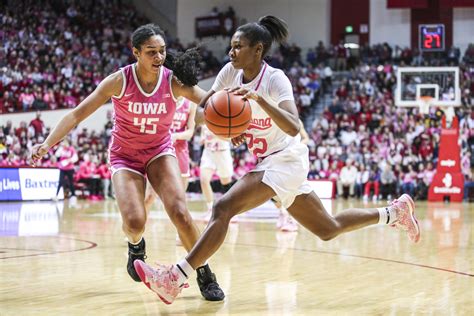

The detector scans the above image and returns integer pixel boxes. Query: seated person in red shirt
[96,157,113,199]
[76,153,101,200]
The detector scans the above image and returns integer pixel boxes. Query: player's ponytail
[257,16,289,46]
[131,24,200,86]
[236,16,289,58]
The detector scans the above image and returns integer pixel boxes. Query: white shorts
[200,148,234,179]
[251,143,313,208]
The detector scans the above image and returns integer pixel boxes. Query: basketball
[204,90,252,138]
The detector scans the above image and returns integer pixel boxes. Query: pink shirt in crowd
[55,145,77,171]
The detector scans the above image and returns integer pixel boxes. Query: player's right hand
[231,134,245,147]
[195,107,204,126]
[31,143,50,167]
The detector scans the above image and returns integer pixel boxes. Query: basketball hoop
[418,96,433,115]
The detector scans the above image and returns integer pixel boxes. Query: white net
[445,106,455,125]
[418,96,432,115]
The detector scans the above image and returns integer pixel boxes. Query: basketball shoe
[196,264,225,301]
[280,216,298,232]
[276,212,285,230]
[389,194,420,243]
[127,238,146,282]
[134,260,183,304]
[134,260,225,303]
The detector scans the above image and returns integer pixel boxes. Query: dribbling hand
[232,87,260,102]
[231,134,245,147]
[31,143,50,167]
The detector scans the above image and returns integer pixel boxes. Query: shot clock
[419,24,445,52]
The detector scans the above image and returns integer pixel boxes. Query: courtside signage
[0,168,64,201]
[0,168,22,200]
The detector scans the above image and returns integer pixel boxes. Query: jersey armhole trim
[169,73,178,102]
[111,69,126,99]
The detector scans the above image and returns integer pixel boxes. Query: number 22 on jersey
[244,133,268,156]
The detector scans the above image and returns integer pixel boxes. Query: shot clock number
[419,24,445,52]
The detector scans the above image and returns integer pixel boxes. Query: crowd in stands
[0,0,221,114]
[266,40,473,201]
[1,1,473,201]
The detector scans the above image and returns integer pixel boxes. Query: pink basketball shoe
[133,260,183,304]
[280,216,299,232]
[390,194,420,243]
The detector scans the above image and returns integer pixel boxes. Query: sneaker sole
[400,194,421,243]
[133,260,173,305]
[280,226,298,232]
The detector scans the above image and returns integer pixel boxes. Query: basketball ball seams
[205,118,251,129]
[208,93,248,119]
[232,99,248,117]
[204,90,251,138]
[209,97,230,118]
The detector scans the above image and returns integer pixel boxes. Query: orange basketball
[204,90,252,138]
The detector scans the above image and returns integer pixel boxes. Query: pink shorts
[109,142,176,177]
[174,144,190,177]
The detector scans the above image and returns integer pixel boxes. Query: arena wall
[453,8,474,54]
[370,0,411,48]
[176,0,330,54]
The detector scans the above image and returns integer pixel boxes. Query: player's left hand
[233,87,260,102]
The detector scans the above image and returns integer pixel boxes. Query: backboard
[395,67,460,122]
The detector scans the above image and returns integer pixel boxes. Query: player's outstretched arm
[31,72,123,165]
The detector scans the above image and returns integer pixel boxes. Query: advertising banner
[0,168,22,201]
[428,117,464,202]
[0,168,64,201]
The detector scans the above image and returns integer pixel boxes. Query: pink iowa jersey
[110,64,176,150]
[170,98,191,149]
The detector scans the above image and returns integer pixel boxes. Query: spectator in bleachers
[97,157,113,199]
[337,159,357,199]
[401,164,417,197]
[76,153,101,200]
[54,139,78,201]
[354,164,368,198]
[29,111,45,137]
[380,163,397,201]
[364,164,380,202]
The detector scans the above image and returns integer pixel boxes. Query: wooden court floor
[1,198,473,315]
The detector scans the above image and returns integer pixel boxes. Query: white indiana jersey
[202,125,231,151]
[212,62,300,158]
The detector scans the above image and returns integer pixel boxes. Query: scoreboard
[419,24,445,52]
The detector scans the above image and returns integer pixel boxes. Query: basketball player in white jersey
[274,119,309,232]
[133,16,420,304]
[199,125,234,220]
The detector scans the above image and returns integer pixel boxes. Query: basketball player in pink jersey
[144,96,197,211]
[133,16,420,304]
[30,24,224,301]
